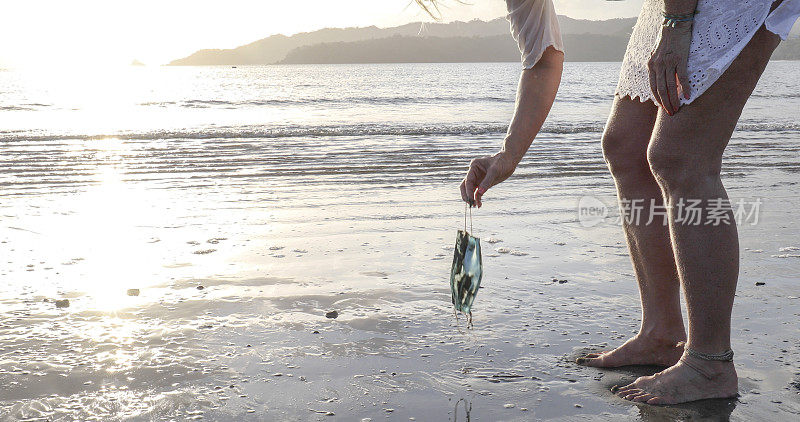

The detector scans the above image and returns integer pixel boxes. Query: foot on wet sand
[576,335,685,367]
[611,354,738,405]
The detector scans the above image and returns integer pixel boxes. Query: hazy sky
[0,0,644,67]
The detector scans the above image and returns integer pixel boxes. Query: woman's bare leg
[615,23,782,405]
[577,96,686,368]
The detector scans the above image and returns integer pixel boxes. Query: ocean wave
[0,123,607,142]
[2,120,798,143]
[0,103,53,111]
[138,95,513,108]
[736,122,800,132]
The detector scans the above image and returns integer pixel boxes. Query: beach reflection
[637,397,736,421]
[452,398,472,421]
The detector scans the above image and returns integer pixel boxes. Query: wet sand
[2,164,799,420]
[2,62,800,420]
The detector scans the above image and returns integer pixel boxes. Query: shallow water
[1,62,799,420]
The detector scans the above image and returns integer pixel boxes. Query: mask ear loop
[464,201,468,233]
[464,201,473,234]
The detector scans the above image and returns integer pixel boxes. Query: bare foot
[612,355,738,405]
[576,334,685,367]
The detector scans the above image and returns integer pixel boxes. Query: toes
[586,351,628,368]
[584,354,616,367]
[646,396,668,405]
[614,382,639,398]
[576,352,604,365]
[614,384,635,396]
[620,389,643,400]
[631,393,655,403]
[616,382,637,392]
[581,357,601,366]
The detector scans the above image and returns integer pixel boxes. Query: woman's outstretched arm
[460,46,563,207]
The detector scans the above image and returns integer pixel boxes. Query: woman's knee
[647,141,720,193]
[601,129,650,180]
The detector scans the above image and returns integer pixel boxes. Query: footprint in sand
[496,247,510,254]
[207,237,228,245]
[193,249,216,255]
[485,237,503,244]
[269,246,284,251]
[292,249,307,253]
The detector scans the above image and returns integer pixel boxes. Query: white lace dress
[616,0,800,105]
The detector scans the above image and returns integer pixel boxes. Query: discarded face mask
[450,229,483,319]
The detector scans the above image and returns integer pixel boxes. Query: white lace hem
[615,0,800,106]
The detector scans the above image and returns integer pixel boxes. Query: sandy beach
[2,62,799,420]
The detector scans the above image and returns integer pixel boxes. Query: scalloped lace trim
[615,0,775,106]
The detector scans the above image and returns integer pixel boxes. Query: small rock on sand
[127,289,140,296]
[504,403,515,408]
[197,285,205,290]
[325,311,338,319]
[755,282,766,286]
[55,299,70,308]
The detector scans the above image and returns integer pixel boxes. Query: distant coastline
[168,16,800,66]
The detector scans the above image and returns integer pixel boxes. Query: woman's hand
[648,24,693,115]
[460,151,519,208]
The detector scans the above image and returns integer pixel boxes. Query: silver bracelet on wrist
[662,11,697,28]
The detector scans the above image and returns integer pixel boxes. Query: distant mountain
[168,15,800,66]
[168,16,637,66]
[279,34,631,64]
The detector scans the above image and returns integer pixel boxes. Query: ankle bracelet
[685,348,734,362]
